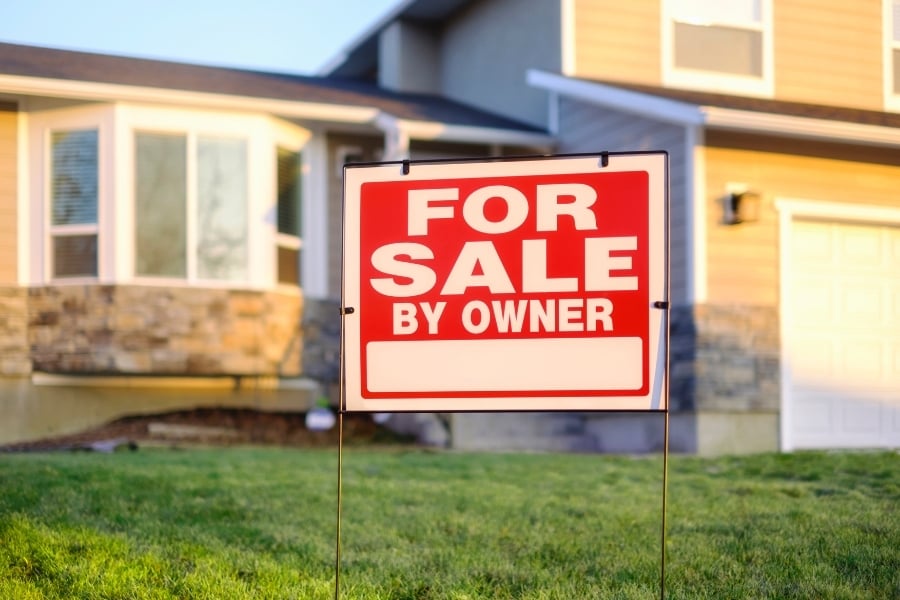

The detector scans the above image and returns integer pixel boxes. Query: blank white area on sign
[366,337,642,393]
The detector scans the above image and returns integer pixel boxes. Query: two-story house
[4,0,898,454]
[0,41,550,445]
[325,0,900,454]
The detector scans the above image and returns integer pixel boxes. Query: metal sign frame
[341,152,668,412]
[334,151,671,599]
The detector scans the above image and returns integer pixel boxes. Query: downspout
[685,124,706,305]
[375,113,410,160]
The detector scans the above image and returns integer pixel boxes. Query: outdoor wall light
[721,189,761,225]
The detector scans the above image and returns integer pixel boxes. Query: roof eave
[704,107,900,148]
[1,73,380,123]
[376,112,555,149]
[3,73,552,147]
[528,69,900,149]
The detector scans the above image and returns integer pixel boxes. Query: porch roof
[0,41,547,141]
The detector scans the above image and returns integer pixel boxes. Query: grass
[0,447,897,599]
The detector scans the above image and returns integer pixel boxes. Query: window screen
[51,129,98,278]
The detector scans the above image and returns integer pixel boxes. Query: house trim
[303,131,329,298]
[561,0,576,76]
[0,74,380,124]
[686,125,706,304]
[703,107,900,148]
[528,70,705,126]
[374,113,555,150]
[775,198,900,451]
[16,109,29,286]
[527,70,900,148]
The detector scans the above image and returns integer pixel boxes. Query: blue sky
[0,0,399,75]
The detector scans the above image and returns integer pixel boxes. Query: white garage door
[784,216,900,450]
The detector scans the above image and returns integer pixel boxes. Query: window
[135,133,187,277]
[134,132,248,282]
[50,129,99,278]
[29,104,311,288]
[664,0,773,96]
[276,147,302,286]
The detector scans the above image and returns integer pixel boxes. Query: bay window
[30,104,310,288]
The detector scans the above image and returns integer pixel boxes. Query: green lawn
[1,447,897,599]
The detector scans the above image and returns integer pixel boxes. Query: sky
[0,0,400,75]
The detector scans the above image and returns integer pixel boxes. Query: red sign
[343,154,667,412]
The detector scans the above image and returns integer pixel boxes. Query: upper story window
[663,0,773,97]
[50,129,99,278]
[887,0,900,110]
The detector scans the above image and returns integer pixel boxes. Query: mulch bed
[0,408,405,452]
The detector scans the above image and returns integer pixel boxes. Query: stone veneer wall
[670,303,780,412]
[26,285,302,376]
[300,297,341,385]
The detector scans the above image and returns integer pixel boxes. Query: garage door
[784,217,900,450]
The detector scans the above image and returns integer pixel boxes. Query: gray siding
[325,133,384,299]
[556,98,689,305]
[440,0,562,128]
[379,20,441,94]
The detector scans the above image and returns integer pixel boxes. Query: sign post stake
[336,152,669,597]
[333,410,345,600]
[660,408,670,599]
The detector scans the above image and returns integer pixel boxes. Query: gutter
[0,74,380,123]
[375,113,556,159]
[4,73,556,152]
[527,69,900,149]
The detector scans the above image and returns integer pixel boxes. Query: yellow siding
[572,0,661,85]
[704,132,900,306]
[0,104,17,285]
[774,0,883,110]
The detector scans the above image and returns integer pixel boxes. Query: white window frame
[120,105,313,290]
[885,0,900,112]
[26,102,311,289]
[274,121,311,290]
[121,105,266,287]
[661,0,774,97]
[28,105,114,284]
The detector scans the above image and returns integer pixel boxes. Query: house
[323,0,900,454]
[0,41,551,445]
[4,0,899,455]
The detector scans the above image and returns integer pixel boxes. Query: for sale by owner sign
[342,152,668,412]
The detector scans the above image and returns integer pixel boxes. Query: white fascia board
[704,107,900,148]
[528,70,900,149]
[775,198,900,224]
[377,112,555,149]
[0,74,379,124]
[527,69,705,126]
